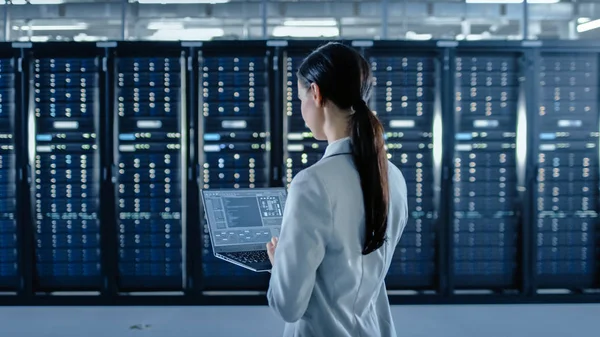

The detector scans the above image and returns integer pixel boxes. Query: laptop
[201,188,287,272]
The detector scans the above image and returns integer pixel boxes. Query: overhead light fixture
[578,17,592,24]
[148,28,224,41]
[577,19,600,33]
[273,26,339,38]
[405,31,433,41]
[466,0,559,3]
[18,35,50,42]
[465,34,485,41]
[283,19,337,27]
[15,23,88,31]
[147,22,185,30]
[73,33,107,42]
[133,0,229,4]
[8,0,64,4]
[456,32,492,40]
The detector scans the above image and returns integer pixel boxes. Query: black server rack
[535,53,599,288]
[282,48,327,188]
[30,47,103,289]
[367,50,439,289]
[198,43,272,290]
[452,54,521,288]
[0,55,17,290]
[113,44,187,290]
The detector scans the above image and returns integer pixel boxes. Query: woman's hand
[266,236,278,265]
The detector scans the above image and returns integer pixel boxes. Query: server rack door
[29,45,103,290]
[365,49,439,290]
[0,52,17,291]
[198,43,272,290]
[113,43,187,291]
[535,52,599,289]
[282,47,328,188]
[452,53,521,289]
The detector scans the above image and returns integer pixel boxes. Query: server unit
[535,53,599,288]
[0,55,17,290]
[113,44,187,290]
[452,54,522,288]
[198,43,272,290]
[29,46,103,290]
[366,49,439,289]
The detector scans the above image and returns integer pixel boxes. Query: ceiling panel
[0,0,595,41]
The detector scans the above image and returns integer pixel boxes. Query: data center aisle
[0,304,597,337]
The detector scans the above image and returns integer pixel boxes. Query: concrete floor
[0,304,598,337]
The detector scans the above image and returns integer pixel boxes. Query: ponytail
[296,42,390,255]
[350,99,389,255]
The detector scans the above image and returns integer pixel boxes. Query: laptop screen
[202,188,287,252]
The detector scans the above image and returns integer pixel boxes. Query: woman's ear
[310,82,323,108]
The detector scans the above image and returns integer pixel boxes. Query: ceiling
[2,0,600,42]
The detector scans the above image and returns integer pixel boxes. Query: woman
[266,42,408,337]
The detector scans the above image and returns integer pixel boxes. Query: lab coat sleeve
[267,170,332,323]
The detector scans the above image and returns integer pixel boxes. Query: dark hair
[297,42,389,255]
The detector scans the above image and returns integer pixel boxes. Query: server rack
[532,43,600,290]
[450,48,524,290]
[361,41,444,292]
[197,41,273,290]
[26,43,104,291]
[0,44,19,292]
[111,42,187,291]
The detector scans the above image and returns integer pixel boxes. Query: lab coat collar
[323,137,352,159]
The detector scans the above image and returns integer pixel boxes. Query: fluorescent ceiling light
[9,0,64,4]
[578,17,592,24]
[466,34,485,41]
[148,28,224,41]
[466,0,559,3]
[578,19,600,33]
[147,22,185,30]
[15,23,88,31]
[273,26,339,38]
[134,0,229,4]
[73,33,107,42]
[18,35,50,42]
[283,19,337,27]
[405,31,433,41]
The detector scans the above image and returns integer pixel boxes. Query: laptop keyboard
[224,250,270,264]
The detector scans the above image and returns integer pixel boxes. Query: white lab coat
[267,137,409,337]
